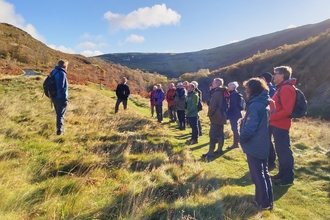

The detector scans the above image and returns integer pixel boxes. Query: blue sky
[1,0,330,57]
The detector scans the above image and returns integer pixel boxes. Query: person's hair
[214,78,224,86]
[153,85,157,89]
[157,84,162,88]
[274,66,292,80]
[122,77,127,82]
[191,81,198,88]
[58,59,69,67]
[183,81,189,86]
[243,77,269,97]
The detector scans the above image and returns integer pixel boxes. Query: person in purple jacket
[153,84,165,123]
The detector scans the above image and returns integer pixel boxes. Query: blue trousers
[188,117,198,141]
[52,98,68,134]
[247,154,273,208]
[272,126,294,182]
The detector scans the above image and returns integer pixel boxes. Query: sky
[1,0,330,57]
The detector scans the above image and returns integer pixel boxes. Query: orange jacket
[270,79,296,130]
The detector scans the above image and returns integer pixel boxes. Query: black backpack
[278,84,307,118]
[43,71,58,98]
[238,92,246,110]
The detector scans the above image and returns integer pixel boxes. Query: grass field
[0,75,329,219]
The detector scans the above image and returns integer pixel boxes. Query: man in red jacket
[270,66,296,187]
[166,83,177,122]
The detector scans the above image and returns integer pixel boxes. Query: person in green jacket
[185,83,199,145]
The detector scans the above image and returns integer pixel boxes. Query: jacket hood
[247,90,271,107]
[276,78,296,89]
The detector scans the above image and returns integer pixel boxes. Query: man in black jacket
[115,77,130,113]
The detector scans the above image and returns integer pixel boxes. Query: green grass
[0,75,329,219]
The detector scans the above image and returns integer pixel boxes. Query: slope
[0,74,329,219]
[96,18,330,78]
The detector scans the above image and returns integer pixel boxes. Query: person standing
[185,83,199,145]
[240,77,273,210]
[174,82,187,130]
[202,78,227,158]
[259,72,277,170]
[150,85,157,117]
[51,59,69,135]
[166,83,177,122]
[191,81,203,136]
[115,77,130,113]
[270,66,296,186]
[153,84,165,123]
[226,81,243,149]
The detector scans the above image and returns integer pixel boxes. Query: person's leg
[263,159,274,208]
[188,117,198,143]
[172,106,177,121]
[168,105,174,121]
[53,99,68,135]
[205,123,218,156]
[155,105,162,122]
[268,126,276,169]
[197,116,202,136]
[247,154,272,209]
[151,105,155,117]
[115,99,122,113]
[216,124,224,152]
[177,110,185,129]
[123,99,128,110]
[273,127,294,184]
[228,119,239,149]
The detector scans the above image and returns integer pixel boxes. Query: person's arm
[270,86,295,120]
[240,104,260,143]
[116,85,120,98]
[126,85,130,97]
[58,71,68,101]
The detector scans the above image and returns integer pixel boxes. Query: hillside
[96,18,330,78]
[0,23,168,96]
[0,75,329,219]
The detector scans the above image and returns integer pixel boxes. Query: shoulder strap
[277,84,294,104]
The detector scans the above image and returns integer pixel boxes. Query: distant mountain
[96,18,330,78]
[0,23,167,96]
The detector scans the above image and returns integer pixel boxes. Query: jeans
[247,154,273,208]
[156,105,163,122]
[115,98,127,113]
[188,117,198,141]
[272,126,294,183]
[168,105,177,121]
[52,98,68,134]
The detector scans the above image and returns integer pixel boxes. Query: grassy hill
[96,19,330,78]
[0,23,168,97]
[0,74,329,219]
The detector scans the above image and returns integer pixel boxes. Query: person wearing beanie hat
[259,72,276,98]
[226,81,243,149]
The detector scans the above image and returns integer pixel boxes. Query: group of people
[50,60,296,211]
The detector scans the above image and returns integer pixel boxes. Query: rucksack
[197,99,203,111]
[220,89,230,112]
[278,84,307,118]
[43,71,58,98]
[238,92,246,110]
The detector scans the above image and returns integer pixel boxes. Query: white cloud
[229,40,239,44]
[80,50,104,57]
[287,24,297,29]
[48,44,75,54]
[76,41,98,49]
[126,34,145,43]
[80,33,105,41]
[104,4,181,31]
[0,0,45,42]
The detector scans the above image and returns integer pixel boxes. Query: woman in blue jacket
[240,78,273,210]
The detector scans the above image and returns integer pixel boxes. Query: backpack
[278,84,308,118]
[197,99,203,111]
[238,92,246,110]
[43,71,58,98]
[220,89,230,112]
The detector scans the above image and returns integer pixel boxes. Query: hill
[0,75,329,219]
[0,23,168,96]
[95,18,330,78]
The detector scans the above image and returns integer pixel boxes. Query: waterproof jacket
[207,86,227,125]
[150,90,156,106]
[226,90,243,120]
[270,79,296,130]
[166,88,176,106]
[174,87,187,110]
[185,91,198,117]
[51,66,68,101]
[240,90,271,159]
[116,83,130,100]
[153,89,165,106]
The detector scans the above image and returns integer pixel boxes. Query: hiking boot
[213,150,224,155]
[274,180,294,187]
[187,139,198,145]
[227,145,239,150]
[270,173,282,180]
[249,201,273,210]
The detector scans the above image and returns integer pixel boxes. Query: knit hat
[228,81,239,89]
[259,72,273,83]
[177,82,183,87]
